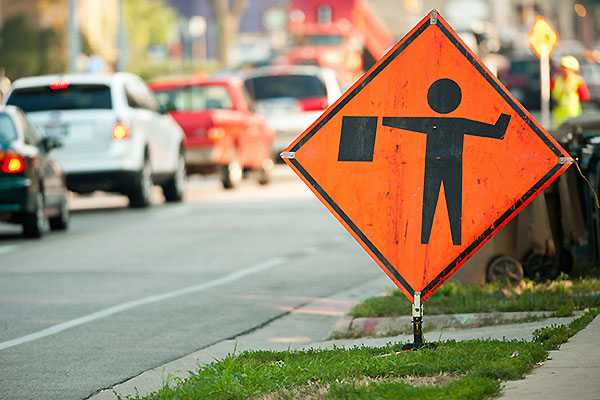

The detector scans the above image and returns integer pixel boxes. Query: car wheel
[257,157,274,186]
[128,157,153,208]
[221,155,243,190]
[23,192,47,238]
[162,152,186,202]
[49,193,69,231]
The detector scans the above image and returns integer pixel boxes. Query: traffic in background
[0,0,599,284]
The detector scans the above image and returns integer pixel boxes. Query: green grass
[120,309,598,400]
[349,277,600,318]
[532,307,599,350]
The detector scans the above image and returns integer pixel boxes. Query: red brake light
[0,152,25,173]
[299,96,328,111]
[112,122,130,140]
[207,127,226,141]
[50,80,70,90]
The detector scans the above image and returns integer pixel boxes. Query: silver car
[242,65,342,159]
[4,73,186,208]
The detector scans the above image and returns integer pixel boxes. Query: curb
[332,311,559,337]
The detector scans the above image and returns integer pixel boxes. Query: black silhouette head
[427,78,461,114]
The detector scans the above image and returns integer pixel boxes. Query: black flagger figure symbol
[338,78,511,246]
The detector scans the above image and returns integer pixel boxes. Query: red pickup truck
[149,76,274,189]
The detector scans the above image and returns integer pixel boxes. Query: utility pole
[117,0,127,71]
[68,0,81,72]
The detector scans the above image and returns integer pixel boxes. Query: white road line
[0,245,18,255]
[302,246,319,255]
[150,205,194,221]
[0,256,287,351]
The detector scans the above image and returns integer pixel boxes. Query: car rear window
[306,34,344,46]
[153,84,232,111]
[6,84,112,112]
[509,61,540,78]
[244,74,327,100]
[0,113,18,142]
[580,61,600,85]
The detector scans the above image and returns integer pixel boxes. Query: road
[0,167,381,400]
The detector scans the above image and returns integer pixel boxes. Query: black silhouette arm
[382,117,431,133]
[462,113,511,139]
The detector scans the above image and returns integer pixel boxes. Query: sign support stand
[401,292,435,351]
[540,54,551,129]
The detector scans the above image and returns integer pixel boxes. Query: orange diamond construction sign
[528,15,559,59]
[281,10,572,303]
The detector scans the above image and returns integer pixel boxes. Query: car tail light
[112,122,130,140]
[207,127,226,140]
[299,96,328,111]
[321,51,343,66]
[346,52,362,71]
[0,151,25,173]
[50,80,70,89]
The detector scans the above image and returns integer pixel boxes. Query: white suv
[4,73,186,207]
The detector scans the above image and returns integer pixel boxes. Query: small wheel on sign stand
[486,256,524,286]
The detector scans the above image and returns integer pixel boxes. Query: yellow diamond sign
[528,16,559,59]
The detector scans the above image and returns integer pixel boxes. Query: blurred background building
[0,0,598,83]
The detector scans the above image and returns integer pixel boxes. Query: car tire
[257,157,274,186]
[49,194,69,231]
[162,152,186,202]
[128,157,153,208]
[23,192,47,238]
[221,154,242,190]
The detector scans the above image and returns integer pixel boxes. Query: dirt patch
[256,373,457,399]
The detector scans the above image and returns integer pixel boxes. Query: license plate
[45,123,68,137]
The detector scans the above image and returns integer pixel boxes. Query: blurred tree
[0,15,62,79]
[212,0,248,67]
[123,0,176,70]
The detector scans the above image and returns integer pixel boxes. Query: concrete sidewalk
[90,276,600,399]
[500,315,600,400]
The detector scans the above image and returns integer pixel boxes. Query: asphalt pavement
[90,274,600,400]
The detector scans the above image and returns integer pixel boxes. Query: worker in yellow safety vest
[551,55,590,128]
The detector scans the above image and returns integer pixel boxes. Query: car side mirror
[42,135,63,152]
[160,102,177,114]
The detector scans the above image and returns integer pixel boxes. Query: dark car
[0,105,69,237]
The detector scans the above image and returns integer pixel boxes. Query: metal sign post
[401,292,435,350]
[528,16,559,129]
[540,54,551,128]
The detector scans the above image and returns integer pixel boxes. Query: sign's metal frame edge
[285,11,571,302]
